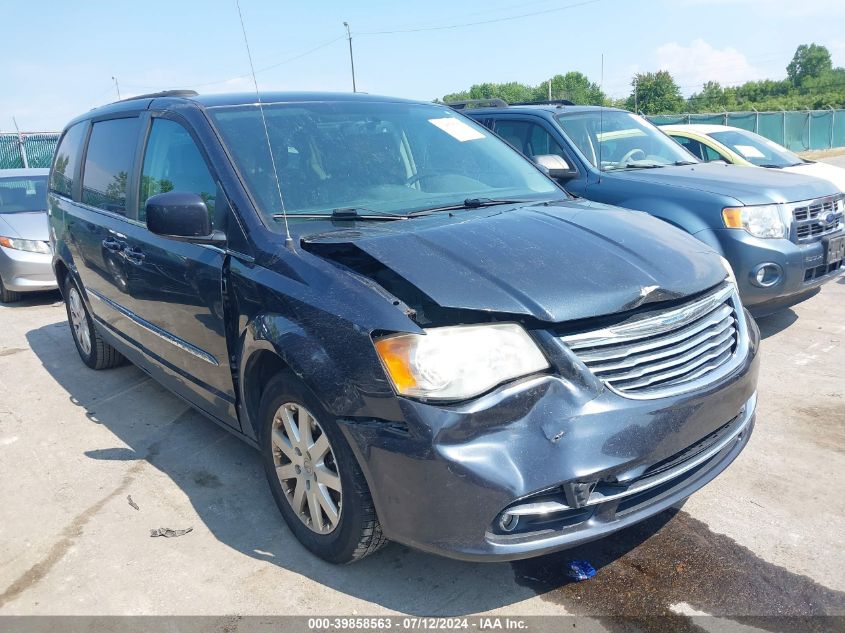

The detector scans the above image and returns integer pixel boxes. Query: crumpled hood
[303,202,727,323]
[0,211,50,241]
[610,162,838,205]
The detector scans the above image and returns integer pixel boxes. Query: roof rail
[446,98,509,110]
[116,90,199,103]
[509,99,575,107]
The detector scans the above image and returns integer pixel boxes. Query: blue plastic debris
[566,560,597,581]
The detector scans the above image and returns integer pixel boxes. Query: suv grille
[561,283,746,399]
[792,195,844,242]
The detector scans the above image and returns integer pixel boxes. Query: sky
[3,0,845,131]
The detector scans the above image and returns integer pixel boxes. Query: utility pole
[112,76,121,100]
[548,80,552,101]
[343,22,357,93]
[634,77,638,112]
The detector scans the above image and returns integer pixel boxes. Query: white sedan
[661,124,845,193]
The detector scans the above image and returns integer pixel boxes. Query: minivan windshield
[0,176,47,214]
[209,101,561,223]
[708,129,804,168]
[556,110,697,171]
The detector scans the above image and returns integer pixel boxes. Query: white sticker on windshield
[734,144,766,159]
[429,117,486,142]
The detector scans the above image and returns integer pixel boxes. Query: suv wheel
[259,372,387,563]
[0,277,21,303]
[64,277,125,369]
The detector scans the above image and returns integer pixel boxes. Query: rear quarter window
[81,117,141,215]
[50,123,87,197]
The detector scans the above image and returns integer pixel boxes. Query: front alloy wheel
[259,373,387,563]
[271,403,342,534]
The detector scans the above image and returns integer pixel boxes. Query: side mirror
[532,154,578,181]
[145,192,225,245]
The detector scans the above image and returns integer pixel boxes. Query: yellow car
[661,124,845,193]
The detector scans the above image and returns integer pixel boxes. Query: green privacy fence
[647,110,845,153]
[0,133,60,170]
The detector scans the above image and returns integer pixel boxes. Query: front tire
[259,372,387,563]
[0,277,21,303]
[64,276,125,369]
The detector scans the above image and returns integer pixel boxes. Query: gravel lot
[1,180,844,620]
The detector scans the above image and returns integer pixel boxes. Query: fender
[237,311,406,440]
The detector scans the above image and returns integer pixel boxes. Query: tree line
[441,43,845,114]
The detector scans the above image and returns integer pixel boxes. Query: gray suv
[463,102,845,316]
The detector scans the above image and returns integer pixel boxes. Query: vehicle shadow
[24,319,672,616]
[754,308,798,339]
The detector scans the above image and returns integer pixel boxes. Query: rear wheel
[0,277,21,303]
[259,372,387,563]
[64,277,125,369]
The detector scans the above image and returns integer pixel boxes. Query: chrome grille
[561,283,747,399]
[792,195,844,242]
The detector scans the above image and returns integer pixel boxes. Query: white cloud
[655,39,765,94]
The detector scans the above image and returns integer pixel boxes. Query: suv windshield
[208,101,560,223]
[0,176,48,214]
[555,110,696,171]
[709,129,804,168]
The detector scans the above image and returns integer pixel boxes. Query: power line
[359,0,602,35]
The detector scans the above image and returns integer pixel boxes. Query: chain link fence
[0,133,60,169]
[646,110,845,153]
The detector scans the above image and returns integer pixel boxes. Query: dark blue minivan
[49,91,758,563]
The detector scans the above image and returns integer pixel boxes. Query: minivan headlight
[722,205,787,239]
[373,323,549,400]
[0,236,51,254]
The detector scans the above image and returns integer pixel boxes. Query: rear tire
[0,277,21,303]
[259,372,387,564]
[64,276,125,370]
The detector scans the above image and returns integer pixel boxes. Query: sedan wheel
[271,403,342,534]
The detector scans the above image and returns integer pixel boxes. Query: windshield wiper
[672,160,697,166]
[618,163,665,170]
[271,208,407,221]
[757,164,785,169]
[409,198,526,216]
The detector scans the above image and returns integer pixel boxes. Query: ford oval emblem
[821,212,836,225]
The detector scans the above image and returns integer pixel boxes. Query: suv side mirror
[532,154,578,181]
[145,192,225,245]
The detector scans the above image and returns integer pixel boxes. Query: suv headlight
[0,236,51,254]
[722,205,787,239]
[374,323,549,400]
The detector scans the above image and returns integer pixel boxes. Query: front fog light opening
[751,263,782,288]
[498,512,519,532]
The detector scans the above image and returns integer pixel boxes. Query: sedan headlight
[0,236,51,254]
[374,323,549,400]
[722,205,787,239]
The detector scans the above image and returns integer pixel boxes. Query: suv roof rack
[117,90,199,103]
[509,99,575,107]
[446,98,509,110]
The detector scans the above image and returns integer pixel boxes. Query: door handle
[102,237,124,253]
[124,246,146,264]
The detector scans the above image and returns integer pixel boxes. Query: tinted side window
[673,136,721,161]
[493,120,566,160]
[50,123,86,197]
[139,119,216,225]
[81,117,141,215]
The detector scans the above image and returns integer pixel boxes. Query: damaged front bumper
[341,311,760,562]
